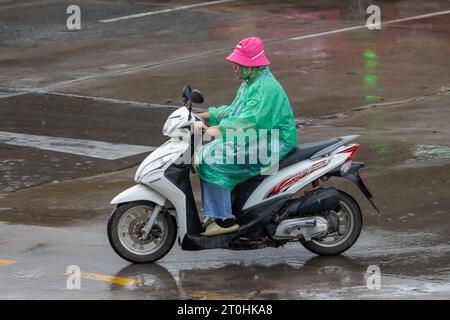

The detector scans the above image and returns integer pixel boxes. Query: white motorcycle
[107,86,379,263]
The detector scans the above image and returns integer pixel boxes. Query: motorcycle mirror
[182,85,192,105]
[190,89,204,104]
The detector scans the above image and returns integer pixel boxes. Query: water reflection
[363,49,379,101]
[110,255,366,299]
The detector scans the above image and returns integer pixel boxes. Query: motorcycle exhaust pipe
[285,187,340,216]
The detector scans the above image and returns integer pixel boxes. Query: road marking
[100,0,237,23]
[0,92,27,99]
[381,9,450,25]
[43,91,206,112]
[0,88,29,99]
[290,9,450,40]
[0,131,156,160]
[0,259,17,266]
[41,91,177,109]
[0,87,206,111]
[2,48,227,91]
[289,25,367,41]
[41,49,229,90]
[64,272,141,286]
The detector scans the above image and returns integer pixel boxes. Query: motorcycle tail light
[338,144,360,160]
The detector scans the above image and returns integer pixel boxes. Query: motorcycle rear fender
[325,162,380,213]
[110,184,166,206]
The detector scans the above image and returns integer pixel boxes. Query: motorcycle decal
[268,159,329,196]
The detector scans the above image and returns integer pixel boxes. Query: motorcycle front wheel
[301,191,362,256]
[108,201,177,264]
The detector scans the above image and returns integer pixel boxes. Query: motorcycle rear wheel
[300,191,362,256]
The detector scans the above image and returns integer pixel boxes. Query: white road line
[289,25,366,41]
[42,91,177,109]
[0,92,27,99]
[382,9,450,25]
[0,87,29,99]
[38,48,228,90]
[43,91,206,112]
[99,0,237,23]
[0,131,155,160]
[0,88,206,111]
[290,9,450,40]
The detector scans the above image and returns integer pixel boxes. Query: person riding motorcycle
[195,37,298,236]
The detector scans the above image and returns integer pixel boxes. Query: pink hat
[226,37,270,67]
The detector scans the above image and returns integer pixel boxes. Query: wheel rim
[118,205,169,256]
[311,200,355,247]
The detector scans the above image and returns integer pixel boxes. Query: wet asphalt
[1,0,450,299]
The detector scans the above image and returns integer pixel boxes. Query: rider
[195,37,298,237]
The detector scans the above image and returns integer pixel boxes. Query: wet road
[1,221,450,299]
[1,0,450,299]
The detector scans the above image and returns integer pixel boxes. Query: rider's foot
[201,217,214,229]
[200,218,239,236]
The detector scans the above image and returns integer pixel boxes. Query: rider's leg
[200,180,239,236]
[201,179,233,219]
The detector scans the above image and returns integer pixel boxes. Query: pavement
[0,0,449,299]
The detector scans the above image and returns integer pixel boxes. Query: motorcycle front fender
[110,184,166,206]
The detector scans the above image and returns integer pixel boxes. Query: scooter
[107,85,379,263]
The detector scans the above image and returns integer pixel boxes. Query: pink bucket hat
[226,37,271,67]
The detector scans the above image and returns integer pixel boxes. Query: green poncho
[194,66,298,190]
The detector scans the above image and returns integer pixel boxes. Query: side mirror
[182,85,192,105]
[190,89,204,104]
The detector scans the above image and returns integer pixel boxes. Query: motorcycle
[107,85,379,263]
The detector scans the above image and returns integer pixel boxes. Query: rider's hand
[205,126,221,140]
[193,121,206,134]
[198,112,209,122]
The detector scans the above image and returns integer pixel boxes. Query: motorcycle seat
[278,137,342,170]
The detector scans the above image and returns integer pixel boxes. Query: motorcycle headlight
[136,153,178,182]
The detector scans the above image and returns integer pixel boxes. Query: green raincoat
[194,66,298,190]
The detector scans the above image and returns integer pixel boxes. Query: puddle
[296,282,450,299]
[295,117,315,127]
[317,112,350,120]
[413,145,450,160]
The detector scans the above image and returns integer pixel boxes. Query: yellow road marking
[0,259,17,266]
[64,272,141,286]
